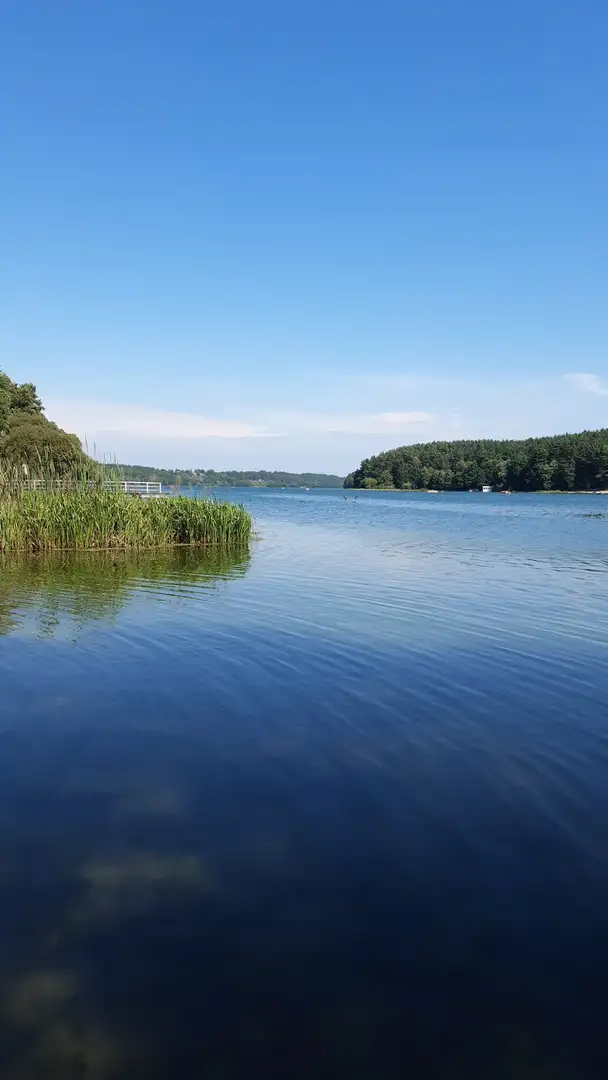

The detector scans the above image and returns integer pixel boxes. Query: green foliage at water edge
[345,429,608,491]
[110,465,345,488]
[0,490,253,552]
[0,369,86,475]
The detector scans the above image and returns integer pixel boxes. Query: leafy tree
[9,380,42,414]
[0,369,85,477]
[0,370,43,433]
[555,456,576,491]
[392,460,409,488]
[0,380,10,437]
[1,412,83,471]
[598,446,608,487]
[376,469,393,488]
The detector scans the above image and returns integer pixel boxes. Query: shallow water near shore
[1,490,607,1078]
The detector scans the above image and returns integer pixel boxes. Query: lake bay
[1,490,607,1078]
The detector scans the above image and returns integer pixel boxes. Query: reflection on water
[0,546,251,638]
[1,495,608,1077]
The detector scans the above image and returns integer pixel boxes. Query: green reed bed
[0,490,253,552]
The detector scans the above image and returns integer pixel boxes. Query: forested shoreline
[345,430,608,491]
[110,466,344,488]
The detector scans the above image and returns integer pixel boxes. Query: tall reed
[0,489,252,552]
[0,451,110,498]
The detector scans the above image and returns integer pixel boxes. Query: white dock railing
[109,481,163,496]
[18,479,163,496]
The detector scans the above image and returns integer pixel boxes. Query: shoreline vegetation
[345,429,608,492]
[107,465,345,488]
[0,488,252,553]
[0,369,253,552]
[357,486,608,494]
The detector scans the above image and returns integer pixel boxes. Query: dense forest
[0,370,84,473]
[110,466,344,488]
[345,430,608,491]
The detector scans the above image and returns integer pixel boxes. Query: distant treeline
[345,430,608,491]
[110,466,345,488]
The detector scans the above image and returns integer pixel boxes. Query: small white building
[481,485,492,493]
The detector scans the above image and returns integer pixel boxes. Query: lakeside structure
[20,478,164,497]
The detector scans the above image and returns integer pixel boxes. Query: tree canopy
[0,370,84,475]
[0,371,42,434]
[345,430,608,492]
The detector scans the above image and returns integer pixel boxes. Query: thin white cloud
[46,399,437,442]
[563,373,608,396]
[45,400,271,440]
[43,375,607,472]
[360,374,426,390]
[268,410,435,436]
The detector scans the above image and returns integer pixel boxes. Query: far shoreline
[346,487,608,495]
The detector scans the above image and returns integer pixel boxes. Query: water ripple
[2,493,608,1077]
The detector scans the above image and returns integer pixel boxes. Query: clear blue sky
[2,0,607,472]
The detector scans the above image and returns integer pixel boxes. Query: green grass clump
[0,490,252,552]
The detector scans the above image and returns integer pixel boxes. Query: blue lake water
[1,490,608,1078]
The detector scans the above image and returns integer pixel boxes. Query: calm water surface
[1,491,607,1078]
